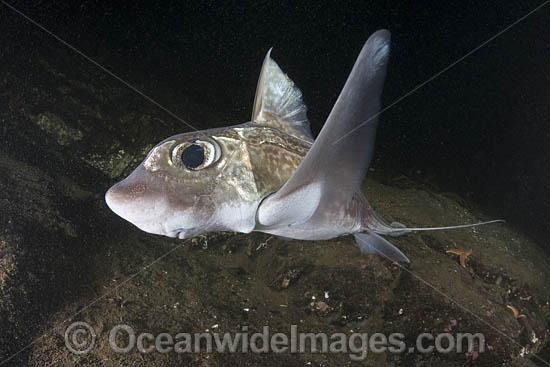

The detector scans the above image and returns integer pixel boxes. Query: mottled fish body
[106,30,502,263]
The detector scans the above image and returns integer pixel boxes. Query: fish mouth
[169,227,201,239]
[106,182,196,237]
[169,214,216,239]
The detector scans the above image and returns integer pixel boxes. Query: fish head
[105,128,261,238]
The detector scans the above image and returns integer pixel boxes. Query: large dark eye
[171,139,221,170]
[181,144,204,169]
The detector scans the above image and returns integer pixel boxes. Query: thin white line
[365,242,550,366]
[398,263,550,366]
[0,138,242,364]
[3,1,549,365]
[0,2,203,364]
[1,0,200,132]
[332,1,550,145]
[0,241,187,366]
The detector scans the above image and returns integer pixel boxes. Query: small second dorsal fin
[251,49,313,141]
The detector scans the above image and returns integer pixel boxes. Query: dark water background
[1,2,550,365]
[3,0,550,241]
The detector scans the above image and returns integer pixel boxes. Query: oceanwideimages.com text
[65,322,486,361]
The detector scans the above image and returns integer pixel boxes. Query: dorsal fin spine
[251,49,313,141]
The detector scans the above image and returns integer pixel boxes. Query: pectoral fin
[257,181,322,229]
[257,30,391,228]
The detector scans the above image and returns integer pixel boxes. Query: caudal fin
[356,219,504,263]
[377,219,505,237]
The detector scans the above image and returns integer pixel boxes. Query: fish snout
[105,178,158,225]
[105,175,188,236]
[105,169,208,237]
[106,181,149,204]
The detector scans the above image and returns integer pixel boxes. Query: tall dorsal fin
[251,49,313,140]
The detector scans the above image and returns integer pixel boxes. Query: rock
[32,112,83,145]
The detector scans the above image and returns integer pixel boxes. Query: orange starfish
[446,248,472,267]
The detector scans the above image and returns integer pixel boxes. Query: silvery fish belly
[106,29,503,263]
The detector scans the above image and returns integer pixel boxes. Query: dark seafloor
[1,1,550,366]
